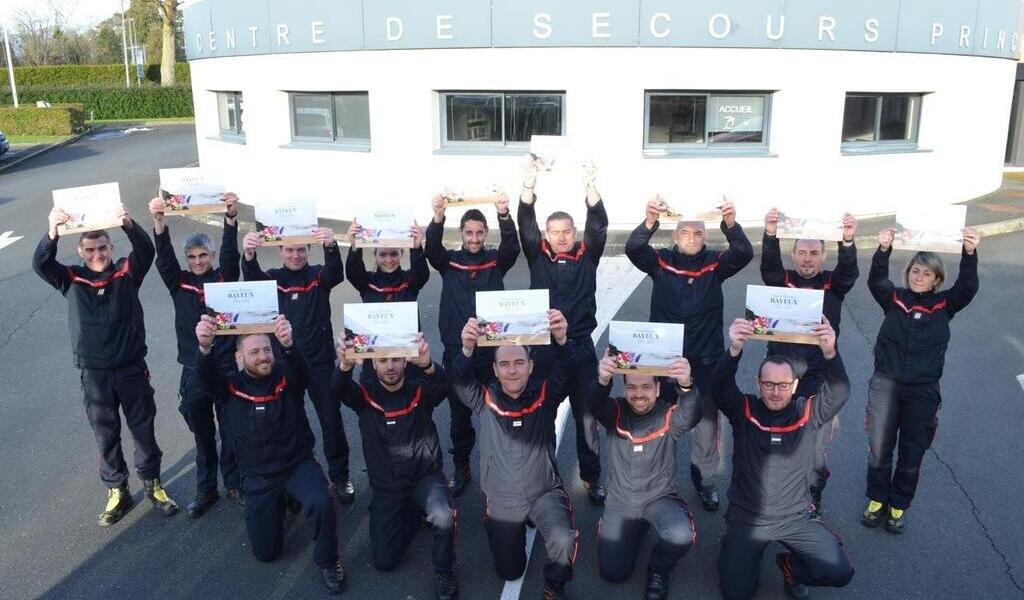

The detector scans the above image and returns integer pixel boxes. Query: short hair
[545,211,575,228]
[903,252,946,289]
[791,239,826,252]
[182,232,213,254]
[79,230,110,245]
[235,332,271,351]
[621,373,660,387]
[493,344,532,362]
[758,355,796,379]
[460,209,489,230]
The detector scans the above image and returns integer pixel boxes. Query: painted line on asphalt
[1017,373,1024,392]
[500,256,646,600]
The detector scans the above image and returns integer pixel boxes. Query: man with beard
[590,353,701,599]
[425,191,520,496]
[760,208,859,514]
[33,204,179,526]
[242,226,354,502]
[149,193,243,517]
[332,334,458,600]
[451,310,578,600]
[624,196,753,512]
[195,315,345,594]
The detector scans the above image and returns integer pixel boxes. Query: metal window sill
[841,145,932,156]
[433,146,529,157]
[643,148,776,159]
[206,134,246,145]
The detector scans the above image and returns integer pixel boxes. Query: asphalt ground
[0,125,1022,599]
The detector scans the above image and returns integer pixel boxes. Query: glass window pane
[446,94,502,142]
[333,93,371,141]
[879,95,917,141]
[842,95,878,142]
[647,95,706,144]
[708,95,765,144]
[292,94,334,139]
[235,92,244,134]
[504,94,563,142]
[217,92,234,132]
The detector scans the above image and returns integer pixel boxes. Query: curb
[0,131,87,175]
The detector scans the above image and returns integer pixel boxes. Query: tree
[157,0,177,86]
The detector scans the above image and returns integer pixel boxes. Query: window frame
[841,92,925,155]
[643,90,774,158]
[286,91,371,151]
[213,90,245,143]
[437,90,567,153]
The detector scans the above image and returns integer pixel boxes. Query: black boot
[435,570,459,600]
[861,501,886,528]
[644,568,670,600]
[449,463,472,498]
[542,581,566,600]
[143,478,179,516]
[321,561,346,595]
[776,553,811,600]
[584,480,606,506]
[226,487,246,508]
[98,482,134,527]
[333,480,356,505]
[690,464,719,512]
[885,507,906,534]
[187,491,220,519]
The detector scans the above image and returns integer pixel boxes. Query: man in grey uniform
[451,310,578,600]
[590,352,702,599]
[712,317,854,600]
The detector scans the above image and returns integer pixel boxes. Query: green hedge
[0,63,191,88]
[0,87,193,120]
[0,104,87,135]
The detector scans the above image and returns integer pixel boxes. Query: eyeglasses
[758,380,794,392]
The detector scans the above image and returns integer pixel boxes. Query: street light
[1,19,17,107]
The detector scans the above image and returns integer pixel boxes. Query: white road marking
[500,257,646,600]
[0,231,23,251]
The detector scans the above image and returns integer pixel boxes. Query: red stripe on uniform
[656,257,719,278]
[359,385,422,418]
[483,382,547,418]
[784,271,832,291]
[743,396,813,433]
[613,401,676,444]
[228,377,288,403]
[278,274,320,294]
[68,261,130,288]
[891,292,947,314]
[541,240,586,262]
[449,259,497,272]
[368,281,410,294]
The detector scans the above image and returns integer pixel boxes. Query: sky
[0,0,158,31]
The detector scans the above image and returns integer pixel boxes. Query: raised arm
[330,362,364,413]
[590,353,621,428]
[583,199,609,264]
[760,208,786,286]
[318,229,345,290]
[219,198,241,281]
[195,315,229,402]
[666,358,702,437]
[345,247,370,294]
[517,198,543,266]
[812,354,851,426]
[625,200,663,276]
[424,213,451,273]
[496,208,521,274]
[946,233,980,315]
[712,318,756,420]
[451,317,487,413]
[123,215,155,285]
[829,213,860,296]
[241,232,272,282]
[153,225,183,292]
[32,230,71,294]
[409,247,430,293]
[715,199,753,281]
[868,228,896,310]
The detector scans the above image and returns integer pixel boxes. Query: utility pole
[119,0,130,88]
[128,17,141,86]
[2,20,17,108]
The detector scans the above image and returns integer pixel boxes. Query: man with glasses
[711,317,854,600]
[760,208,859,514]
[624,196,753,512]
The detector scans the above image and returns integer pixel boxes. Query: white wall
[190,47,1016,230]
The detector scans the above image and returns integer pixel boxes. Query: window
[644,92,772,155]
[289,92,371,147]
[842,93,923,153]
[216,91,244,140]
[440,92,564,149]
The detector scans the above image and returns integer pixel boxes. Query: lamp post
[1,19,17,108]
[119,0,130,88]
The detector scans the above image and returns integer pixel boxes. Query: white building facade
[184,0,1024,229]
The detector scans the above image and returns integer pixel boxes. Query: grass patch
[6,133,74,145]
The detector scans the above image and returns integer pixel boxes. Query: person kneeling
[590,354,702,599]
[451,311,579,600]
[195,315,345,595]
[712,317,854,600]
[331,333,458,600]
